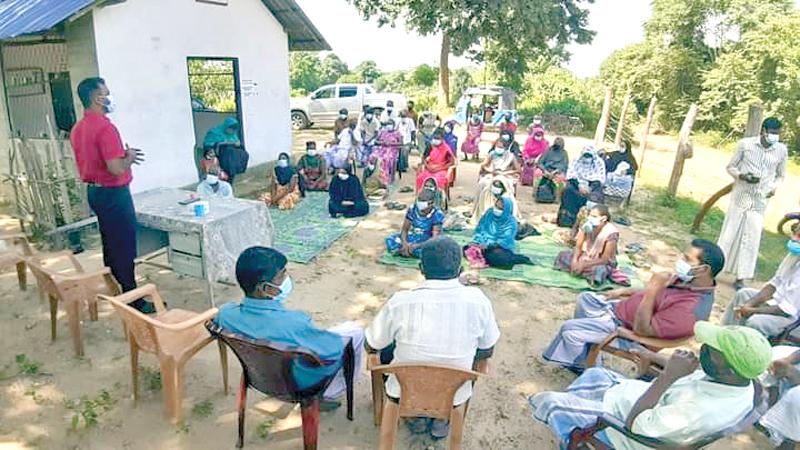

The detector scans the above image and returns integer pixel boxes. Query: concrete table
[133,187,273,305]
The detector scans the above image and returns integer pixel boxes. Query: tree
[319,54,350,85]
[410,64,437,87]
[289,52,321,94]
[354,60,382,83]
[449,67,475,106]
[347,0,595,108]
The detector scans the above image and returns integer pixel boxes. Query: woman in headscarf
[203,117,240,149]
[472,139,521,221]
[372,119,403,187]
[415,128,455,191]
[203,117,245,183]
[325,119,360,173]
[556,144,606,227]
[495,129,521,161]
[262,152,304,210]
[443,120,458,156]
[297,141,328,191]
[535,137,570,203]
[521,125,549,186]
[464,196,533,270]
[421,176,446,210]
[461,114,484,161]
[602,139,639,199]
[328,167,369,218]
[554,203,629,287]
[499,112,518,134]
[385,189,444,258]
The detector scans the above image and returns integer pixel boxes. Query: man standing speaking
[70,78,150,313]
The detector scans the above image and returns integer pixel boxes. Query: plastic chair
[369,362,482,450]
[0,233,33,290]
[99,284,226,424]
[566,383,765,450]
[25,252,120,356]
[770,319,800,346]
[206,322,355,449]
[585,327,693,378]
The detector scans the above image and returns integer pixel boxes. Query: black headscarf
[274,152,296,185]
[329,169,365,203]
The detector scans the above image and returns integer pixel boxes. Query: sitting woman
[535,137,569,204]
[464,196,533,270]
[556,145,606,228]
[328,168,369,218]
[297,141,328,191]
[262,153,304,210]
[421,176,446,210]
[415,128,455,192]
[325,119,360,173]
[385,190,444,258]
[602,139,639,199]
[521,125,549,186]
[443,120,459,157]
[554,204,629,287]
[199,148,228,182]
[472,139,521,221]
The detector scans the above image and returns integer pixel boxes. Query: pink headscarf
[523,125,549,160]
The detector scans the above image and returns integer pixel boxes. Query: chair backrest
[206,322,332,403]
[25,258,61,299]
[103,289,163,355]
[371,364,481,420]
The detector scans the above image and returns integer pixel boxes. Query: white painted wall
[91,0,291,192]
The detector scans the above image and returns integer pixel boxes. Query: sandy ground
[0,128,779,450]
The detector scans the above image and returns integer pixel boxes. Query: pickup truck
[290,84,408,130]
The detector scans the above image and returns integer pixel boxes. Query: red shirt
[614,284,715,340]
[70,110,131,187]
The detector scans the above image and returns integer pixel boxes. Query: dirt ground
[0,127,778,449]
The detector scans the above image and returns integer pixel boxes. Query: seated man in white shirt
[722,222,800,338]
[196,169,233,199]
[366,237,501,440]
[530,322,771,449]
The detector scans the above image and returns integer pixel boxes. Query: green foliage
[518,66,601,131]
[410,64,438,87]
[188,59,236,112]
[191,400,214,419]
[319,54,350,86]
[65,389,116,430]
[449,67,476,105]
[15,354,42,376]
[255,418,275,440]
[140,366,162,392]
[289,52,322,95]
[354,60,382,83]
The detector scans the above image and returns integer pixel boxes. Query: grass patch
[628,187,785,281]
[15,354,42,376]
[255,418,275,440]
[191,400,214,419]
[140,366,162,392]
[65,389,116,430]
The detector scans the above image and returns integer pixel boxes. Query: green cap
[694,321,772,379]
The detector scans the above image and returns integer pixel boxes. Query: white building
[0,0,329,196]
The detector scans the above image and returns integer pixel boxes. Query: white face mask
[102,95,116,113]
[266,276,293,304]
[431,139,442,146]
[492,207,504,217]
[365,114,374,121]
[491,186,504,195]
[534,135,543,141]
[619,147,627,153]
[307,149,317,156]
[416,201,429,211]
[205,174,219,185]
[339,114,347,120]
[766,133,780,145]
[338,172,349,180]
[385,125,395,131]
[675,259,695,282]
[277,159,289,168]
[587,216,603,227]
[501,135,511,142]
[494,148,506,157]
[445,127,452,133]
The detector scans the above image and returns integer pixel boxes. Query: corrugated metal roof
[261,0,330,51]
[0,0,96,40]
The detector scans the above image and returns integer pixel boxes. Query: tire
[291,111,309,130]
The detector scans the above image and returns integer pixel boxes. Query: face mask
[491,186,504,196]
[494,148,506,157]
[416,201,429,211]
[501,135,511,142]
[277,159,289,168]
[431,139,442,146]
[205,154,215,160]
[766,133,780,145]
[307,149,317,157]
[338,172,349,180]
[268,276,293,304]
[365,114,374,121]
[553,144,562,150]
[423,183,436,192]
[619,147,627,153]
[787,240,800,256]
[339,114,347,120]
[445,127,453,133]
[534,135,543,141]
[587,216,603,227]
[385,125,395,131]
[205,174,219,185]
[582,153,593,160]
[102,95,116,113]
[492,207,504,217]
[675,259,696,282]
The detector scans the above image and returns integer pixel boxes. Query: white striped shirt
[727,136,787,212]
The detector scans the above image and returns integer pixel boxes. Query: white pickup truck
[290,83,407,130]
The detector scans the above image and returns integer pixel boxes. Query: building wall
[65,13,99,117]
[91,0,291,193]
[0,57,11,199]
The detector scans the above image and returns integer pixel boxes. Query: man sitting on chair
[721,222,800,339]
[216,246,364,408]
[542,239,724,371]
[365,237,501,440]
[531,322,771,449]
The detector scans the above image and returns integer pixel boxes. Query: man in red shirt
[542,239,725,371]
[70,78,149,312]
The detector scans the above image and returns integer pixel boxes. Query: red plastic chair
[206,322,354,449]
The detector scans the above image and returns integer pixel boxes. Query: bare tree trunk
[744,103,764,137]
[637,96,657,178]
[667,104,699,197]
[438,33,451,109]
[594,88,613,146]
[614,92,632,148]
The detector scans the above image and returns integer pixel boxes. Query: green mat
[271,191,367,263]
[379,230,644,291]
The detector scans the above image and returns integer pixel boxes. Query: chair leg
[218,340,229,395]
[300,398,320,450]
[172,365,185,424]
[585,344,602,368]
[48,295,58,341]
[130,339,140,403]
[65,299,83,357]
[236,374,247,448]
[160,359,178,422]
[378,397,399,450]
[448,403,467,450]
[15,261,26,291]
[370,372,385,426]
[88,298,99,321]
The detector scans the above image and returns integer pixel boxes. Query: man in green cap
[530,321,771,449]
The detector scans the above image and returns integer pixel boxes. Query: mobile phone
[178,197,201,206]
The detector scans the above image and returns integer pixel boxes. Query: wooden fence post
[594,87,613,146]
[637,96,657,178]
[667,104,699,197]
[614,92,632,148]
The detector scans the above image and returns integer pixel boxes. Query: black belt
[86,183,127,189]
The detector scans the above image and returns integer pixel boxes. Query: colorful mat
[379,230,644,291]
[270,191,366,263]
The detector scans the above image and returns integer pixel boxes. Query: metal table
[133,187,274,305]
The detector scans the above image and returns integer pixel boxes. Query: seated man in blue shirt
[216,246,363,407]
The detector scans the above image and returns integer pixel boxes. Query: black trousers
[88,185,138,292]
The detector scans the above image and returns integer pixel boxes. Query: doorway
[48,72,76,133]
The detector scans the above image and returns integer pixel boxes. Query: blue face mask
[787,240,800,256]
[269,276,293,304]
